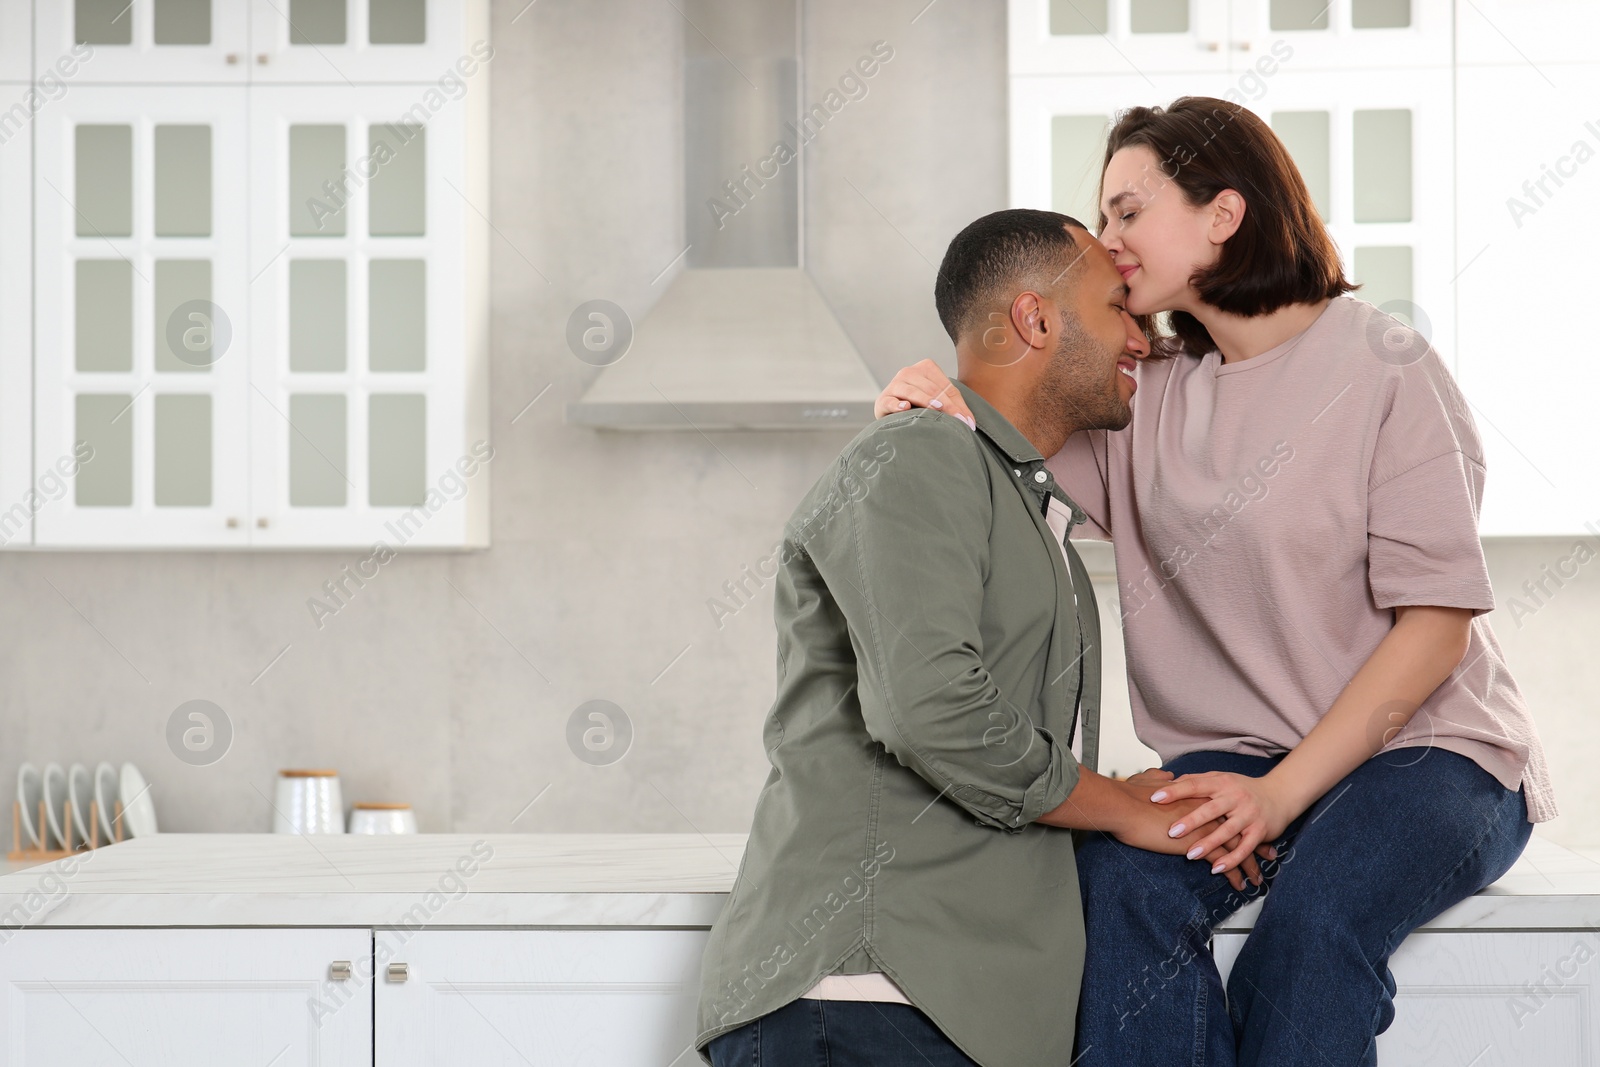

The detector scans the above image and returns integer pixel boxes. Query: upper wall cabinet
[36,1,252,83]
[251,0,480,83]
[37,1,476,85]
[1457,0,1598,66]
[1009,0,1451,77]
[25,0,490,548]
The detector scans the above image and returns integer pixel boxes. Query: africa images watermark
[1119,440,1296,625]
[308,838,496,1026]
[307,439,495,629]
[302,39,494,232]
[706,437,896,630]
[0,42,94,146]
[704,40,895,232]
[0,443,95,547]
[706,840,897,1025]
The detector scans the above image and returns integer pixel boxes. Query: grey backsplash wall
[4,0,1594,848]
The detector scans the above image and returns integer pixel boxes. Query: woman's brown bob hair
[1097,96,1356,359]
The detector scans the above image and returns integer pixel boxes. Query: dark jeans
[1073,747,1533,1067]
[708,996,980,1067]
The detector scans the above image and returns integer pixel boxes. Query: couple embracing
[693,96,1556,1067]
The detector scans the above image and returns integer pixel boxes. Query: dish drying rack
[8,798,123,861]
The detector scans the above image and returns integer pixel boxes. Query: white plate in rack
[94,762,119,842]
[68,763,95,847]
[42,763,69,850]
[119,763,158,837]
[15,763,41,848]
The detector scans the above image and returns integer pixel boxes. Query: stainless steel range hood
[565,0,881,431]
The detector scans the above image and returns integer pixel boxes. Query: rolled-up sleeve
[805,412,1081,831]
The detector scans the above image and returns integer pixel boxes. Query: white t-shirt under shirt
[1045,295,1556,822]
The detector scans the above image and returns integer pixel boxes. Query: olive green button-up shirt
[695,380,1103,1067]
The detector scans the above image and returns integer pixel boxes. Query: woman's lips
[1117,264,1139,280]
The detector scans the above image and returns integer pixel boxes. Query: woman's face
[1096,144,1225,317]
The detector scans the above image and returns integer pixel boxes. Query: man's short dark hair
[934,209,1089,344]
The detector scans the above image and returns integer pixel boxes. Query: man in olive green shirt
[695,209,1252,1067]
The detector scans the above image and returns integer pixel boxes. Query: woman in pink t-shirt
[875,97,1554,1066]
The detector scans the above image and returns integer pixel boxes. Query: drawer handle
[387,962,409,982]
[330,960,352,981]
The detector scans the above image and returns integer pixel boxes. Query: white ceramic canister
[273,769,345,834]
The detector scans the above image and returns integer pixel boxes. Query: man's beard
[1025,316,1131,441]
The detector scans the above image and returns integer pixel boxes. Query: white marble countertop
[2,831,1596,931]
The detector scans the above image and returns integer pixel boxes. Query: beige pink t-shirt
[1045,295,1557,823]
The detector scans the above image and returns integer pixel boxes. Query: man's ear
[1010,290,1049,350]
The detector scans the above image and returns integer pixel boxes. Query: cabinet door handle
[225,53,239,64]
[257,53,271,65]
[226,516,239,528]
[257,516,270,528]
[1233,40,1253,50]
[330,960,352,981]
[387,962,409,982]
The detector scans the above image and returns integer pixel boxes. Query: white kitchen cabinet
[1228,0,1451,70]
[251,0,483,84]
[1009,2,1592,537]
[35,1,252,84]
[1213,929,1600,1063]
[1258,69,1456,369]
[24,1,490,548]
[1009,0,1235,77]
[247,84,485,548]
[1450,60,1600,536]
[0,927,372,1066]
[1009,72,1241,224]
[1009,0,1450,78]
[33,87,255,546]
[377,929,709,1066]
[35,1,480,85]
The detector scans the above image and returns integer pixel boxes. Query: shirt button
[1014,469,1022,477]
[1034,470,1048,483]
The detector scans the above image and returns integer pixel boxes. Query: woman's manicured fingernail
[930,398,944,409]
[960,414,976,431]
[1150,790,1167,801]
[1212,863,1226,874]
[1186,845,1203,859]
[1168,823,1185,838]
[898,400,909,408]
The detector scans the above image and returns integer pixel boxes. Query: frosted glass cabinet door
[1009,0,1233,76]
[35,0,250,83]
[1228,0,1452,70]
[250,0,488,83]
[376,929,708,1067]
[33,88,252,546]
[1008,71,1240,216]
[1248,71,1455,372]
[248,86,483,548]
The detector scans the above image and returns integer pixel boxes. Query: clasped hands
[1116,768,1295,893]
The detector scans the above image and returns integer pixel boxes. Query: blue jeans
[1073,747,1532,1067]
[707,996,981,1066]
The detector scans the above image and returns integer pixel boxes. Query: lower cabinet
[376,929,709,1065]
[0,928,373,1065]
[1213,930,1599,1065]
[0,927,711,1066]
